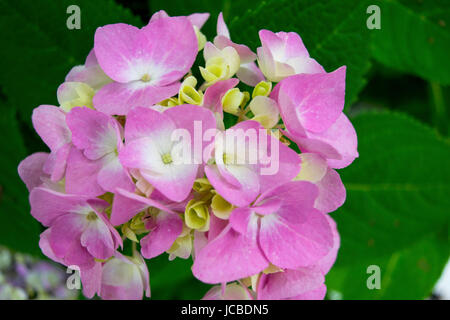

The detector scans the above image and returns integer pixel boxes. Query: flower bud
[179,76,203,105]
[252,81,272,98]
[57,81,95,112]
[185,199,210,231]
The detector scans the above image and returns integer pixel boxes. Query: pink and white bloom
[32,105,72,181]
[119,105,216,202]
[273,66,358,168]
[99,251,150,300]
[257,30,325,82]
[65,107,134,196]
[31,187,122,269]
[65,49,111,91]
[93,17,198,115]
[214,13,265,86]
[204,120,301,207]
[192,181,333,283]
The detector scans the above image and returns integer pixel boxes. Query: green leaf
[0,105,41,255]
[0,0,141,124]
[327,111,450,297]
[371,0,450,84]
[228,0,372,108]
[147,254,210,299]
[327,231,448,299]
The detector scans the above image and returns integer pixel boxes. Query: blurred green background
[0,0,448,299]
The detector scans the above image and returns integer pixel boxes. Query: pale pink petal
[66,107,119,160]
[257,267,324,300]
[216,12,230,38]
[97,153,134,193]
[315,215,340,274]
[315,167,346,213]
[188,13,210,29]
[203,283,253,300]
[80,217,116,260]
[289,284,327,300]
[80,262,103,299]
[32,105,71,152]
[18,152,49,191]
[236,62,266,86]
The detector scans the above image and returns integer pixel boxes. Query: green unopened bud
[121,223,139,243]
[211,194,233,219]
[185,200,210,231]
[193,178,212,193]
[252,81,272,98]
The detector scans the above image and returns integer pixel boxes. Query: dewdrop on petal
[57,81,95,112]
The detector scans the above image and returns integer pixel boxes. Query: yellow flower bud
[185,200,210,231]
[121,223,138,243]
[200,45,240,86]
[222,88,245,115]
[57,82,95,112]
[194,26,207,51]
[252,81,272,98]
[193,178,212,193]
[248,96,280,128]
[211,194,233,219]
[179,76,203,105]
[158,97,180,107]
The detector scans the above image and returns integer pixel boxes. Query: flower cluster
[18,11,357,300]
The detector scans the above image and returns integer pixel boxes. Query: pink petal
[94,18,197,84]
[140,211,183,259]
[192,226,269,284]
[236,62,266,86]
[259,210,333,269]
[80,262,102,299]
[315,215,340,274]
[110,188,176,226]
[97,153,134,193]
[29,187,89,226]
[18,152,49,191]
[93,81,180,116]
[66,107,120,160]
[277,66,346,134]
[32,105,71,152]
[203,78,239,113]
[295,113,358,169]
[65,147,104,197]
[315,167,346,213]
[289,284,327,300]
